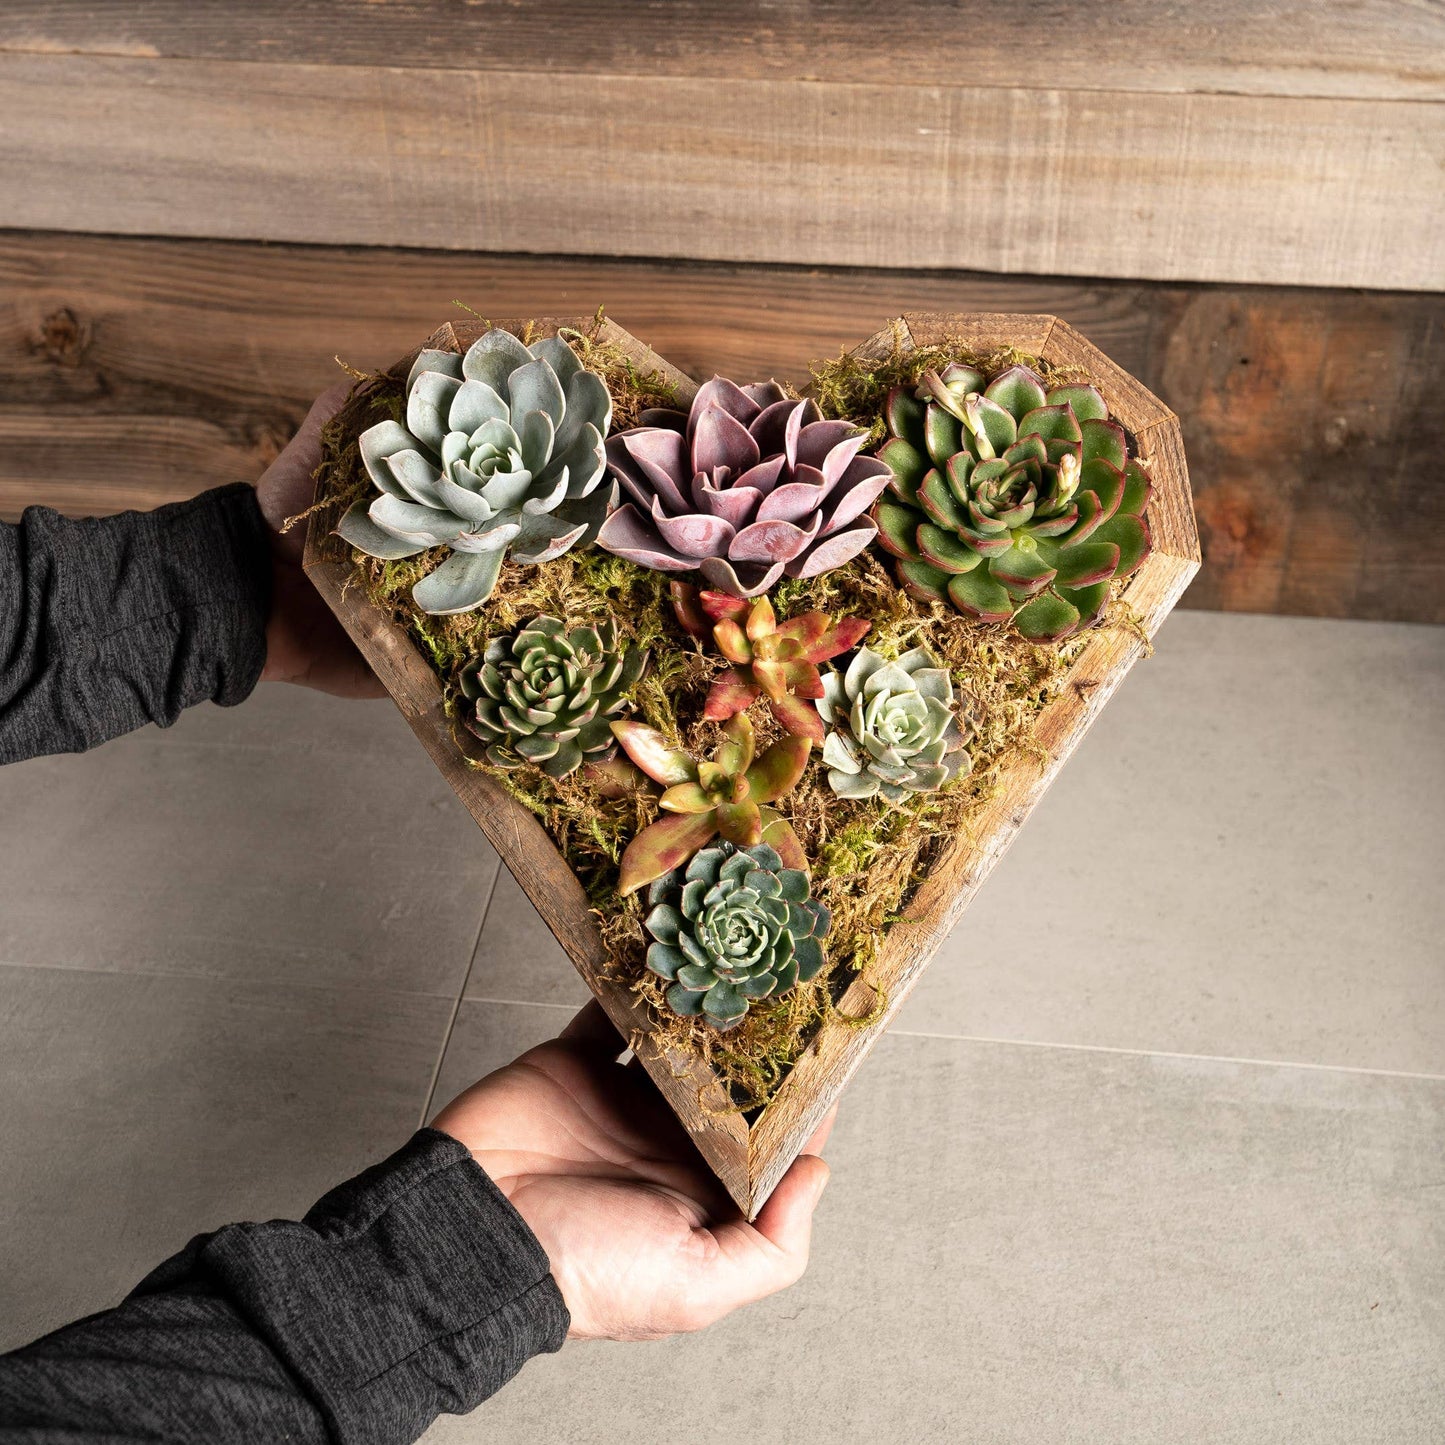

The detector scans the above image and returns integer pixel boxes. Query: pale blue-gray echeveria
[596,378,892,598]
[459,615,647,778]
[643,840,830,1029]
[817,645,974,802]
[337,329,613,614]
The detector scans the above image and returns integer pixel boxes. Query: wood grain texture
[2,231,1440,622]
[304,312,1198,1214]
[2,1,1437,101]
[2,52,1439,290]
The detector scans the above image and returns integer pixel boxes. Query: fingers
[255,377,357,550]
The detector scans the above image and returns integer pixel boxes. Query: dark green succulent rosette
[643,841,831,1029]
[873,362,1153,641]
[460,614,646,778]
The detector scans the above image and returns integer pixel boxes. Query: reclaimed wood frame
[304,312,1200,1217]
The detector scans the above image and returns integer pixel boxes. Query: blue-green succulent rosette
[642,841,831,1029]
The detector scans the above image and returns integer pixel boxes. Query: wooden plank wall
[0,3,1439,621]
[1,2,1441,288]
[3,232,1440,622]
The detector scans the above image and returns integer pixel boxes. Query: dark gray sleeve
[0,1129,570,1443]
[0,484,272,765]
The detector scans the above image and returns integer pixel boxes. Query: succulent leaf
[619,810,721,897]
[611,721,699,787]
[672,587,871,741]
[340,327,613,613]
[616,712,809,895]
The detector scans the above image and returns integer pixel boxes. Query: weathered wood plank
[1,231,1440,622]
[2,1,1437,101]
[2,53,1439,290]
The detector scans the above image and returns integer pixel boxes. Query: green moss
[810,327,1090,446]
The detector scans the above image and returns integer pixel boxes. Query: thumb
[695,1153,830,1326]
[752,1153,830,1265]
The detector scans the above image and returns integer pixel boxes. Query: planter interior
[303,312,1200,1217]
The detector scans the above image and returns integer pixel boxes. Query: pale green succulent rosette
[459,615,646,779]
[817,645,973,802]
[643,841,830,1029]
[338,328,613,614]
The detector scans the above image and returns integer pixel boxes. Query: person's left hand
[254,381,385,698]
[431,1001,834,1341]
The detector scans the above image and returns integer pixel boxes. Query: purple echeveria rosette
[596,378,892,597]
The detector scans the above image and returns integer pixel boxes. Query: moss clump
[311,318,1144,1113]
[810,323,1091,447]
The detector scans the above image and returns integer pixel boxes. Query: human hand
[254,380,385,698]
[430,1001,834,1341]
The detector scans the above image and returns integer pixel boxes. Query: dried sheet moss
[310,319,1146,1113]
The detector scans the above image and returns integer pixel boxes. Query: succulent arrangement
[874,363,1152,641]
[643,841,830,1029]
[339,329,613,613]
[459,615,646,777]
[597,378,892,597]
[332,323,1154,1039]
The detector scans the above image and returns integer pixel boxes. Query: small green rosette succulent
[875,362,1152,640]
[460,616,646,778]
[643,841,830,1029]
[817,646,972,802]
[338,328,613,615]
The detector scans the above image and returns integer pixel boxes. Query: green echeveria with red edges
[610,712,810,896]
[671,583,870,743]
[873,362,1153,641]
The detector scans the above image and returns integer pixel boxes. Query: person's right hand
[430,1001,834,1341]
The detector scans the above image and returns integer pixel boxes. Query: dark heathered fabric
[0,485,272,764]
[0,491,570,1438]
[0,1131,569,1442]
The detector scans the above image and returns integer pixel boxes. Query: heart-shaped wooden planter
[305,312,1199,1217]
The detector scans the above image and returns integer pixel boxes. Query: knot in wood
[34,307,92,367]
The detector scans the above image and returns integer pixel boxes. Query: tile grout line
[463,994,579,1013]
[888,1028,1445,1082]
[418,861,504,1126]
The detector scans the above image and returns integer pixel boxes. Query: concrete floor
[0,610,1441,1443]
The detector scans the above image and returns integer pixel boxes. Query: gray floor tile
[428,998,581,1119]
[0,685,500,997]
[423,1030,1445,1445]
[897,612,1445,1073]
[462,867,593,1008]
[0,962,452,1350]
